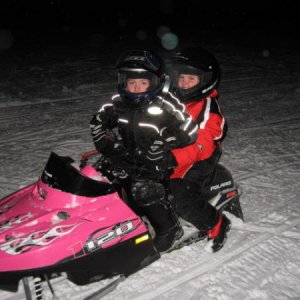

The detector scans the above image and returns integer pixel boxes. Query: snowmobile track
[131,217,300,300]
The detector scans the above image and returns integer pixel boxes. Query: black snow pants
[169,148,221,231]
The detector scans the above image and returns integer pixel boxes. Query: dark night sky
[1,0,297,41]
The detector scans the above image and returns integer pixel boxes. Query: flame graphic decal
[0,212,35,234]
[0,223,80,255]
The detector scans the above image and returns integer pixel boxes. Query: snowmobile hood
[0,153,149,273]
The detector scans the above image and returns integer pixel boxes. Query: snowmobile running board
[167,228,207,253]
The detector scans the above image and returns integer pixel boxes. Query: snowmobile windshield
[41,152,115,197]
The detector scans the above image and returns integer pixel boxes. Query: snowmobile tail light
[135,234,149,244]
[226,191,237,198]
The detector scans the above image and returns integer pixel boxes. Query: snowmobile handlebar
[80,149,172,183]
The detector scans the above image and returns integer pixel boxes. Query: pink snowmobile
[0,151,243,299]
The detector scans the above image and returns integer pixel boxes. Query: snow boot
[207,213,231,252]
[131,181,184,253]
[154,226,184,253]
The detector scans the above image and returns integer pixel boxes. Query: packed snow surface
[0,36,299,299]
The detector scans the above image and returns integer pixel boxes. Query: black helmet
[168,47,220,102]
[116,50,169,107]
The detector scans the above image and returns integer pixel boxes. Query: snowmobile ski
[84,275,126,300]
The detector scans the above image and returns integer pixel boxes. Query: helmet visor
[118,69,160,95]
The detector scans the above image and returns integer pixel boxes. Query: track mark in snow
[0,91,113,108]
[132,217,300,300]
[230,119,300,132]
[235,159,300,182]
[233,223,300,239]
[0,128,89,145]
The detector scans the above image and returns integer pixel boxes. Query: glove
[110,155,134,179]
[93,156,115,181]
[145,139,177,172]
[90,109,118,130]
[95,138,124,158]
[95,153,133,180]
[90,112,121,157]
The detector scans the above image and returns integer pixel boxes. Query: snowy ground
[0,34,300,299]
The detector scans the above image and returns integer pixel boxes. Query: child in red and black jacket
[165,47,232,252]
